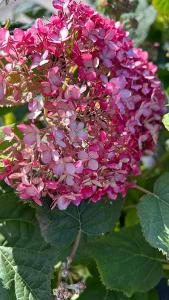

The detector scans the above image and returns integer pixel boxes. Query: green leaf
[78,276,107,300]
[36,197,123,248]
[79,275,155,300]
[125,208,140,227]
[0,280,16,300]
[162,113,169,131]
[133,290,159,300]
[138,173,169,259]
[79,277,139,300]
[0,107,15,117]
[88,226,163,297]
[153,0,169,18]
[0,192,34,223]
[0,192,57,300]
[148,290,159,300]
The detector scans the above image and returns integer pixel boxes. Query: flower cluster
[0,0,165,209]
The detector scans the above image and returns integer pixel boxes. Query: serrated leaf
[0,192,34,223]
[79,278,142,300]
[78,276,107,300]
[36,197,123,247]
[88,226,163,297]
[79,276,153,300]
[138,173,169,259]
[0,192,58,300]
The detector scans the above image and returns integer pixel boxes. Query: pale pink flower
[3,127,15,142]
[49,27,69,43]
[69,121,88,142]
[40,143,59,164]
[28,97,44,120]
[52,129,66,148]
[78,150,99,171]
[47,67,61,93]
[17,124,39,146]
[31,50,49,69]
[65,85,81,100]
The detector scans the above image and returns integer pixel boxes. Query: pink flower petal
[65,163,75,175]
[88,159,99,170]
[57,196,71,210]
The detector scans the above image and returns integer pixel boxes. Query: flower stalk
[54,230,85,300]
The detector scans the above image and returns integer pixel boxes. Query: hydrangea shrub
[0,0,168,299]
[0,0,165,210]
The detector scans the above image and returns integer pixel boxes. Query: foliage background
[0,0,169,299]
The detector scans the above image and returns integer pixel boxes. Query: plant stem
[56,230,82,289]
[68,230,82,267]
[134,184,155,196]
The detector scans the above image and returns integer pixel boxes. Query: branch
[54,230,85,299]
[67,230,82,267]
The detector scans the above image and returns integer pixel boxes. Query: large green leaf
[138,173,169,259]
[36,197,123,247]
[0,280,16,300]
[88,226,163,297]
[79,276,157,300]
[0,192,58,300]
[78,277,108,300]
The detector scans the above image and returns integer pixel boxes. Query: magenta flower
[52,0,69,10]
[0,0,165,209]
[31,50,49,69]
[0,28,9,48]
[65,85,81,100]
[2,127,15,142]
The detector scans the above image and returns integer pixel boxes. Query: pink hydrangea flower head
[0,0,165,209]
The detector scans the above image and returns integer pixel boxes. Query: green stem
[68,230,82,267]
[57,229,82,285]
[135,184,155,196]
